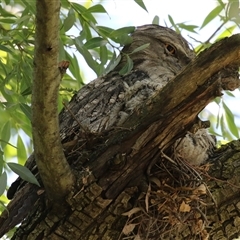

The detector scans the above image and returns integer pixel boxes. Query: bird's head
[116,24,195,75]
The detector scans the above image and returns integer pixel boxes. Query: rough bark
[6,34,240,240]
[1,11,240,239]
[11,140,240,240]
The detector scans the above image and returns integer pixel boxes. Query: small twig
[62,102,90,138]
[196,21,226,53]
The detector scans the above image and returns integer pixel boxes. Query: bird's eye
[165,43,176,55]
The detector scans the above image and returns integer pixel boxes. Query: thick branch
[92,35,240,198]
[125,35,240,131]
[32,0,74,201]
[103,35,240,151]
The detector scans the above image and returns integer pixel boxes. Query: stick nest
[121,153,214,240]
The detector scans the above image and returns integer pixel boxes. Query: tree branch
[90,35,240,198]
[32,0,75,201]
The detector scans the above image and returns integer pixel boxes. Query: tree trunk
[1,3,240,238]
[7,35,240,239]
[10,140,240,240]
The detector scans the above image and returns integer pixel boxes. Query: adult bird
[0,24,196,239]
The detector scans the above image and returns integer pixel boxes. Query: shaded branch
[90,35,240,198]
[114,34,240,147]
[31,0,75,201]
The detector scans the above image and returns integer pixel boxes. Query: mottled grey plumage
[174,129,216,165]
[59,25,194,139]
[0,24,203,237]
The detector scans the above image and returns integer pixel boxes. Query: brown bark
[8,34,240,239]
[12,140,240,240]
[1,5,240,238]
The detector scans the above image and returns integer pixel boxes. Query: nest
[121,152,213,240]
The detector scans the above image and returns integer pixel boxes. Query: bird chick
[174,129,216,166]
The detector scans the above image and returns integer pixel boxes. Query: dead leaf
[179,201,191,212]
[145,183,151,212]
[192,184,206,195]
[122,207,141,217]
[122,223,136,235]
[134,234,142,240]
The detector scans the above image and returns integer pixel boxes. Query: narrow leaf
[168,15,179,33]
[134,0,148,12]
[0,172,7,196]
[177,23,198,33]
[222,101,239,138]
[105,51,121,74]
[216,25,236,39]
[110,26,135,38]
[131,43,150,54]
[119,55,133,75]
[84,37,108,49]
[96,26,114,38]
[87,4,107,13]
[64,8,76,32]
[75,40,100,75]
[227,0,240,19]
[100,46,108,65]
[0,45,12,53]
[17,135,27,162]
[19,103,32,121]
[1,121,11,149]
[7,162,40,187]
[152,15,159,25]
[200,5,224,29]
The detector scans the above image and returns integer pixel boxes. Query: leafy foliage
[0,0,239,218]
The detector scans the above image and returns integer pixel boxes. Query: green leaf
[87,4,107,13]
[131,43,150,54]
[1,121,11,149]
[110,26,135,38]
[74,40,100,75]
[100,46,108,65]
[71,2,87,13]
[227,0,240,20]
[152,15,159,25]
[134,0,148,12]
[17,135,27,162]
[216,25,236,39]
[7,162,40,187]
[19,103,32,121]
[119,55,133,75]
[0,153,3,176]
[0,140,16,149]
[200,5,224,29]
[225,91,235,97]
[0,18,16,24]
[21,87,32,96]
[96,26,114,38]
[15,15,31,25]
[112,34,133,45]
[0,45,12,53]
[0,6,17,18]
[84,37,108,49]
[71,2,97,24]
[222,101,239,138]
[177,23,198,33]
[66,52,83,86]
[105,51,121,74]
[168,15,180,33]
[64,8,76,32]
[0,172,7,196]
